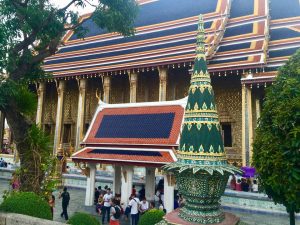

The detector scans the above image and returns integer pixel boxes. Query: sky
[51,0,97,15]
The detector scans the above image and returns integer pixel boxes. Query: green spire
[165,15,239,175]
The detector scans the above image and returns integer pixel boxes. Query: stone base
[157,209,240,225]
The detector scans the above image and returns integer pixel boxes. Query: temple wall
[212,75,243,166]
[110,75,130,104]
[62,80,79,147]
[39,69,248,166]
[137,71,159,102]
[42,82,57,135]
[166,68,190,101]
[85,78,102,126]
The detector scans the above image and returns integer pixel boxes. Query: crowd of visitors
[92,179,179,225]
[229,175,259,193]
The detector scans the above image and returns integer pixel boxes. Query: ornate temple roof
[71,99,187,166]
[43,0,300,78]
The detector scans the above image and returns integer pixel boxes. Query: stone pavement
[0,181,299,225]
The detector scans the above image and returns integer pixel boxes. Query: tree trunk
[3,102,42,192]
[290,211,295,225]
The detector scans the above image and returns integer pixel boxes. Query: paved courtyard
[0,181,298,225]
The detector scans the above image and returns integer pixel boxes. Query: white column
[0,111,4,150]
[75,79,86,151]
[113,165,122,195]
[145,167,156,201]
[158,67,168,101]
[255,98,261,124]
[103,76,111,103]
[53,80,65,155]
[129,72,138,103]
[163,173,175,213]
[242,83,253,166]
[36,82,45,126]
[121,165,133,205]
[247,85,253,163]
[85,163,96,206]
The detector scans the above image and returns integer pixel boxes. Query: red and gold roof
[71,99,187,165]
[42,0,300,78]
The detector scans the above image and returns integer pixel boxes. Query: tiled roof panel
[89,149,162,157]
[95,113,175,139]
[223,23,253,38]
[269,0,300,20]
[84,104,185,145]
[217,42,251,52]
[269,28,300,41]
[72,147,175,164]
[230,0,254,18]
[269,47,299,58]
[70,0,218,40]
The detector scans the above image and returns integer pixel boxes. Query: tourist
[102,188,113,224]
[139,197,149,215]
[132,185,136,196]
[59,187,70,220]
[124,196,132,220]
[252,180,258,193]
[99,186,106,196]
[109,198,121,225]
[241,178,249,192]
[154,189,161,208]
[128,194,140,225]
[149,201,155,209]
[138,185,145,200]
[11,172,20,190]
[97,194,104,215]
[48,194,55,219]
[230,175,236,190]
[95,187,100,205]
[236,179,242,191]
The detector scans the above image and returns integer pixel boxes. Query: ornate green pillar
[161,15,240,224]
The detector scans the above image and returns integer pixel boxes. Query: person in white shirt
[102,188,113,224]
[128,194,140,225]
[139,197,149,215]
[252,180,258,193]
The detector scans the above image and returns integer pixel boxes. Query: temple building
[1,0,299,166]
[33,0,300,166]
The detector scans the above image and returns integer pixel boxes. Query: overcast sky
[51,0,97,15]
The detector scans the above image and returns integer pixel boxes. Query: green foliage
[0,0,138,80]
[0,0,138,195]
[138,209,165,225]
[0,192,52,220]
[253,50,300,216]
[21,125,58,197]
[67,212,101,225]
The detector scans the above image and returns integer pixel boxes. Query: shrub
[67,212,101,225]
[138,209,165,225]
[0,192,51,220]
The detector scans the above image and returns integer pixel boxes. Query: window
[221,124,232,147]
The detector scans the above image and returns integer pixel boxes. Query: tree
[252,50,300,225]
[0,0,138,193]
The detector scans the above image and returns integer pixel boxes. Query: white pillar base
[113,165,122,195]
[85,163,96,206]
[121,165,133,205]
[145,167,156,201]
[163,174,175,213]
